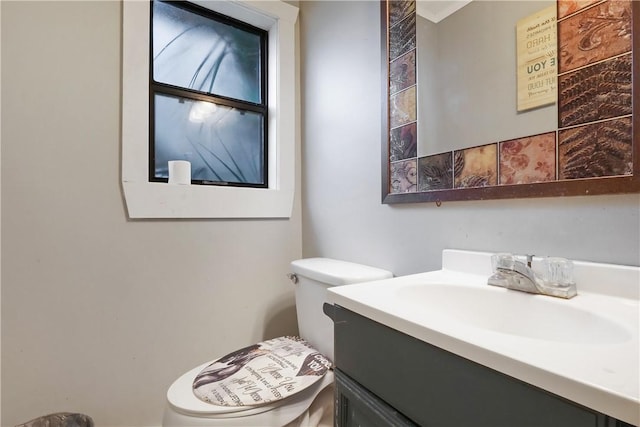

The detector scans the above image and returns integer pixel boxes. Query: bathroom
[1,0,638,426]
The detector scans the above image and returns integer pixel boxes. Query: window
[122,0,298,218]
[150,1,268,187]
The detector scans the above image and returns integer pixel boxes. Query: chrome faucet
[487,253,577,299]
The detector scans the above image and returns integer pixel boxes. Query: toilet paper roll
[168,160,191,185]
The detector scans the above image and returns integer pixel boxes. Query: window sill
[121,181,294,219]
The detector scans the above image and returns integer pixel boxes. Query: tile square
[558,0,632,74]
[389,12,416,61]
[558,54,632,127]
[390,50,416,95]
[389,0,415,28]
[454,144,498,188]
[499,132,557,185]
[558,0,603,19]
[390,159,417,193]
[390,122,417,162]
[558,117,632,179]
[390,86,417,129]
[418,152,453,191]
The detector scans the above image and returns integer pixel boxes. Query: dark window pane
[153,93,265,185]
[153,1,262,104]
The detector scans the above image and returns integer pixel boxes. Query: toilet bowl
[162,258,392,427]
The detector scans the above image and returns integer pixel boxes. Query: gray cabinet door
[335,369,418,427]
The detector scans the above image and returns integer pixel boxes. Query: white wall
[300,0,640,276]
[1,2,301,425]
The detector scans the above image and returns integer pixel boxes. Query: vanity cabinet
[328,304,636,427]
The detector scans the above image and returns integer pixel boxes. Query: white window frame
[121,0,298,218]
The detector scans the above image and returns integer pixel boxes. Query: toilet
[162,258,393,427]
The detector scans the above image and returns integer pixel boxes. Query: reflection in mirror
[416,1,556,156]
[383,0,639,203]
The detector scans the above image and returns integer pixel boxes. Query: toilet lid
[166,367,334,423]
[193,336,331,407]
[167,361,282,417]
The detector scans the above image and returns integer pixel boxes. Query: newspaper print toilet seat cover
[192,336,332,407]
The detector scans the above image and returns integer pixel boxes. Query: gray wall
[1,2,301,425]
[1,1,639,426]
[300,0,640,276]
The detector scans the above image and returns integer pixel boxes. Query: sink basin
[395,283,632,344]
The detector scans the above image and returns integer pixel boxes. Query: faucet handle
[491,253,515,271]
[543,257,575,287]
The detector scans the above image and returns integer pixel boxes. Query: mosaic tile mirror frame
[382,0,640,204]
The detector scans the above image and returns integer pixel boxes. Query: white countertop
[327,250,640,425]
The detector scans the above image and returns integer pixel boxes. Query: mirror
[382,0,640,204]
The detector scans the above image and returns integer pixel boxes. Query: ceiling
[416,0,473,23]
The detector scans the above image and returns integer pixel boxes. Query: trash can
[15,412,94,427]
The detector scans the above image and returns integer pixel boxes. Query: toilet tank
[290,258,393,361]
